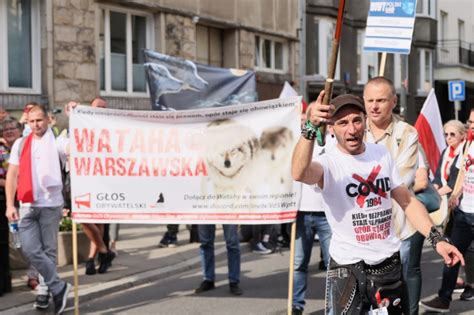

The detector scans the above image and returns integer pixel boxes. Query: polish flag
[414,88,446,174]
[279,81,308,112]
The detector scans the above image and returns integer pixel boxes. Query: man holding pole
[292,91,463,314]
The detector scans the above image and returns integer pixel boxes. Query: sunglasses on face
[444,132,457,138]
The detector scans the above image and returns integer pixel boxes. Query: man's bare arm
[392,185,464,267]
[5,164,19,221]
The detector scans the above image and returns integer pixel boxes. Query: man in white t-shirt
[5,105,71,314]
[292,92,464,314]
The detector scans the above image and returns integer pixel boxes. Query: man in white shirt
[292,91,463,314]
[6,105,71,314]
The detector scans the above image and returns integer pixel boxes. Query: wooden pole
[72,222,79,315]
[287,221,297,315]
[379,52,388,77]
[317,0,346,146]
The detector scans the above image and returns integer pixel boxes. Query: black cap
[331,94,366,116]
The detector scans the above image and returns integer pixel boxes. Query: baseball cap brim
[331,94,366,116]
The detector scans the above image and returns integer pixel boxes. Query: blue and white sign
[448,80,465,101]
[364,0,417,54]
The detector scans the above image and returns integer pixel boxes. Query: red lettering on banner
[115,129,130,153]
[98,129,112,153]
[93,157,104,176]
[149,129,165,153]
[74,128,95,152]
[128,158,137,176]
[180,158,193,176]
[151,158,168,176]
[130,129,145,153]
[195,158,207,176]
[116,158,126,176]
[170,157,180,176]
[74,157,208,177]
[104,157,116,176]
[166,129,180,153]
[75,157,91,175]
[138,158,150,176]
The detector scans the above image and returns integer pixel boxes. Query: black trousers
[0,197,11,296]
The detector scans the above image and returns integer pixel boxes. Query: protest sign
[70,97,301,224]
[364,0,417,54]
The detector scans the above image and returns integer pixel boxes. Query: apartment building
[0,0,299,112]
[304,0,438,123]
[434,0,474,122]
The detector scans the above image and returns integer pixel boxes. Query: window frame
[416,0,436,19]
[254,34,288,74]
[417,48,433,96]
[99,5,154,98]
[357,29,378,85]
[313,17,340,80]
[0,0,41,94]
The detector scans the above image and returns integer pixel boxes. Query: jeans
[18,205,65,296]
[293,212,332,310]
[198,224,240,284]
[400,232,425,314]
[438,209,474,302]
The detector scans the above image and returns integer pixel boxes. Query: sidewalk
[0,224,233,313]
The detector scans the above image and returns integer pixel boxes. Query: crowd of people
[0,76,472,315]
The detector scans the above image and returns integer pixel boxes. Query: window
[357,29,378,84]
[393,54,408,91]
[440,11,448,43]
[99,7,154,96]
[307,17,340,79]
[196,25,223,67]
[458,19,465,41]
[255,35,287,72]
[416,0,436,18]
[0,0,40,94]
[417,49,432,95]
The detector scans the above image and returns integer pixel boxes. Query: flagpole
[317,0,346,146]
[287,221,297,315]
[72,222,79,315]
[379,52,388,77]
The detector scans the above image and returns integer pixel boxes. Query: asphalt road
[71,242,473,315]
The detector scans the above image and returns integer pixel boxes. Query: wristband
[301,121,317,141]
[427,226,451,250]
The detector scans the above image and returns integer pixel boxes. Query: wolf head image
[204,119,260,193]
[259,126,294,193]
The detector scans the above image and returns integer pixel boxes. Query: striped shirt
[365,115,419,240]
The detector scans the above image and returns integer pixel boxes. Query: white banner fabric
[70,97,302,224]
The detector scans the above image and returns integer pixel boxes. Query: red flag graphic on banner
[414,88,446,174]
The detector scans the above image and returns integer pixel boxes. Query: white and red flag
[279,81,308,112]
[414,88,446,174]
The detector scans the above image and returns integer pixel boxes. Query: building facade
[304,0,438,123]
[0,0,300,112]
[434,0,474,122]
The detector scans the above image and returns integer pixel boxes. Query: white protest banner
[70,97,302,224]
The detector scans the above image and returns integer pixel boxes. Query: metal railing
[437,40,474,67]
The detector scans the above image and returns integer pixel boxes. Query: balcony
[437,40,474,68]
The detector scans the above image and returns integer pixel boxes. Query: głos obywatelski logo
[74,192,126,209]
[345,165,391,209]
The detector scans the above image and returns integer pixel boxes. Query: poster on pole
[70,97,301,224]
[364,0,417,54]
